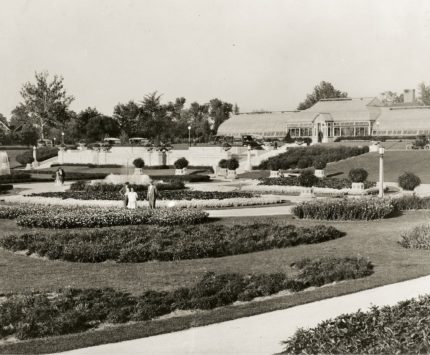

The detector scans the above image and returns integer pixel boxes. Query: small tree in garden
[174,157,189,169]
[133,158,145,169]
[218,159,228,169]
[298,169,318,187]
[349,168,368,183]
[398,172,421,191]
[227,158,239,171]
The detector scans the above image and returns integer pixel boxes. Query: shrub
[258,176,376,190]
[293,198,395,220]
[174,157,189,169]
[227,158,239,170]
[348,168,368,183]
[0,224,344,263]
[268,160,281,171]
[398,172,421,191]
[399,224,430,250]
[391,195,430,211]
[282,296,430,354]
[133,158,145,169]
[313,159,326,170]
[298,169,317,187]
[0,184,13,193]
[150,174,211,183]
[0,172,32,183]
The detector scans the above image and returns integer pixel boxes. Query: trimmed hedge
[348,168,368,183]
[174,157,189,169]
[51,163,123,168]
[399,224,430,250]
[392,195,430,210]
[259,176,375,190]
[0,257,373,341]
[0,224,344,263]
[16,147,58,165]
[29,190,255,201]
[0,184,13,193]
[282,296,430,354]
[398,172,421,191]
[292,198,395,220]
[258,145,369,170]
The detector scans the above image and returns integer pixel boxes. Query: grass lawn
[1,210,430,353]
[326,151,430,183]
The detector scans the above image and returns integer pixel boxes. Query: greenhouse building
[217,95,430,143]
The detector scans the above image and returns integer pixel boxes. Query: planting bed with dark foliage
[258,145,369,170]
[259,176,375,189]
[282,296,430,354]
[0,224,344,263]
[0,256,373,341]
[0,184,13,194]
[0,204,208,228]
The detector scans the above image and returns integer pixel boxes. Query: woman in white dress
[55,169,62,186]
[127,188,138,209]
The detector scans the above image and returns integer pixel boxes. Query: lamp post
[188,126,191,147]
[53,138,56,146]
[61,132,65,145]
[378,147,385,198]
[245,144,252,171]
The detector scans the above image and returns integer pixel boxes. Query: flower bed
[0,184,13,194]
[70,180,185,192]
[0,257,373,341]
[282,296,430,354]
[0,224,344,263]
[258,176,375,190]
[0,204,208,228]
[258,145,369,170]
[292,198,395,220]
[29,190,255,201]
[399,224,430,250]
[391,195,430,210]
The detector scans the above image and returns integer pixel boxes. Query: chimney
[403,89,415,104]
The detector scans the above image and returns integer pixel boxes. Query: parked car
[406,135,430,150]
[103,137,121,145]
[37,139,53,147]
[129,137,150,145]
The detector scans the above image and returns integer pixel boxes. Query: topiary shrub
[348,168,368,183]
[227,158,239,171]
[313,159,327,170]
[218,159,227,169]
[133,158,145,169]
[174,157,189,169]
[15,152,34,165]
[268,160,281,171]
[298,169,318,187]
[398,172,421,191]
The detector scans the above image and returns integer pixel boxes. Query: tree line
[1,71,235,145]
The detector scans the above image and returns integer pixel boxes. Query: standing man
[147,180,158,209]
[120,182,130,208]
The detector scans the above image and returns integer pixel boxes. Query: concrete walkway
[206,204,294,217]
[60,275,430,355]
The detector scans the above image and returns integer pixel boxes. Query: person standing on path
[120,182,130,208]
[147,180,158,209]
[127,187,138,209]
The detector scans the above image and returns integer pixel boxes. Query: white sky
[1,0,430,117]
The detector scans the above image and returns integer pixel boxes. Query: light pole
[61,132,65,145]
[378,147,385,198]
[188,126,191,147]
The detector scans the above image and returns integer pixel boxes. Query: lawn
[326,151,430,183]
[1,210,430,353]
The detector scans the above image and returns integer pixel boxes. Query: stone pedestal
[300,187,315,197]
[315,169,325,178]
[175,168,187,175]
[25,163,32,170]
[269,170,282,178]
[352,182,364,190]
[134,168,143,175]
[227,169,237,179]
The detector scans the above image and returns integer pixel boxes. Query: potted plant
[268,160,282,178]
[314,159,327,178]
[227,158,239,179]
[133,158,145,175]
[349,168,368,191]
[218,159,228,177]
[174,157,189,175]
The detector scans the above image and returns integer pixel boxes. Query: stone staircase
[34,156,58,169]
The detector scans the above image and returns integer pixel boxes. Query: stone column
[32,146,39,168]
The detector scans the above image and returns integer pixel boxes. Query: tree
[0,113,8,127]
[379,91,404,106]
[85,115,120,142]
[20,124,39,146]
[297,81,348,110]
[418,82,430,105]
[233,103,240,115]
[140,92,170,141]
[208,98,233,134]
[76,107,101,140]
[10,104,31,129]
[19,71,74,139]
[113,101,141,137]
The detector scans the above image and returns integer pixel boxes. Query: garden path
[60,274,430,355]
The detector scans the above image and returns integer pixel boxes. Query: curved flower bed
[0,224,344,263]
[292,198,395,220]
[0,257,373,341]
[0,204,208,228]
[282,296,430,354]
[4,194,290,209]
